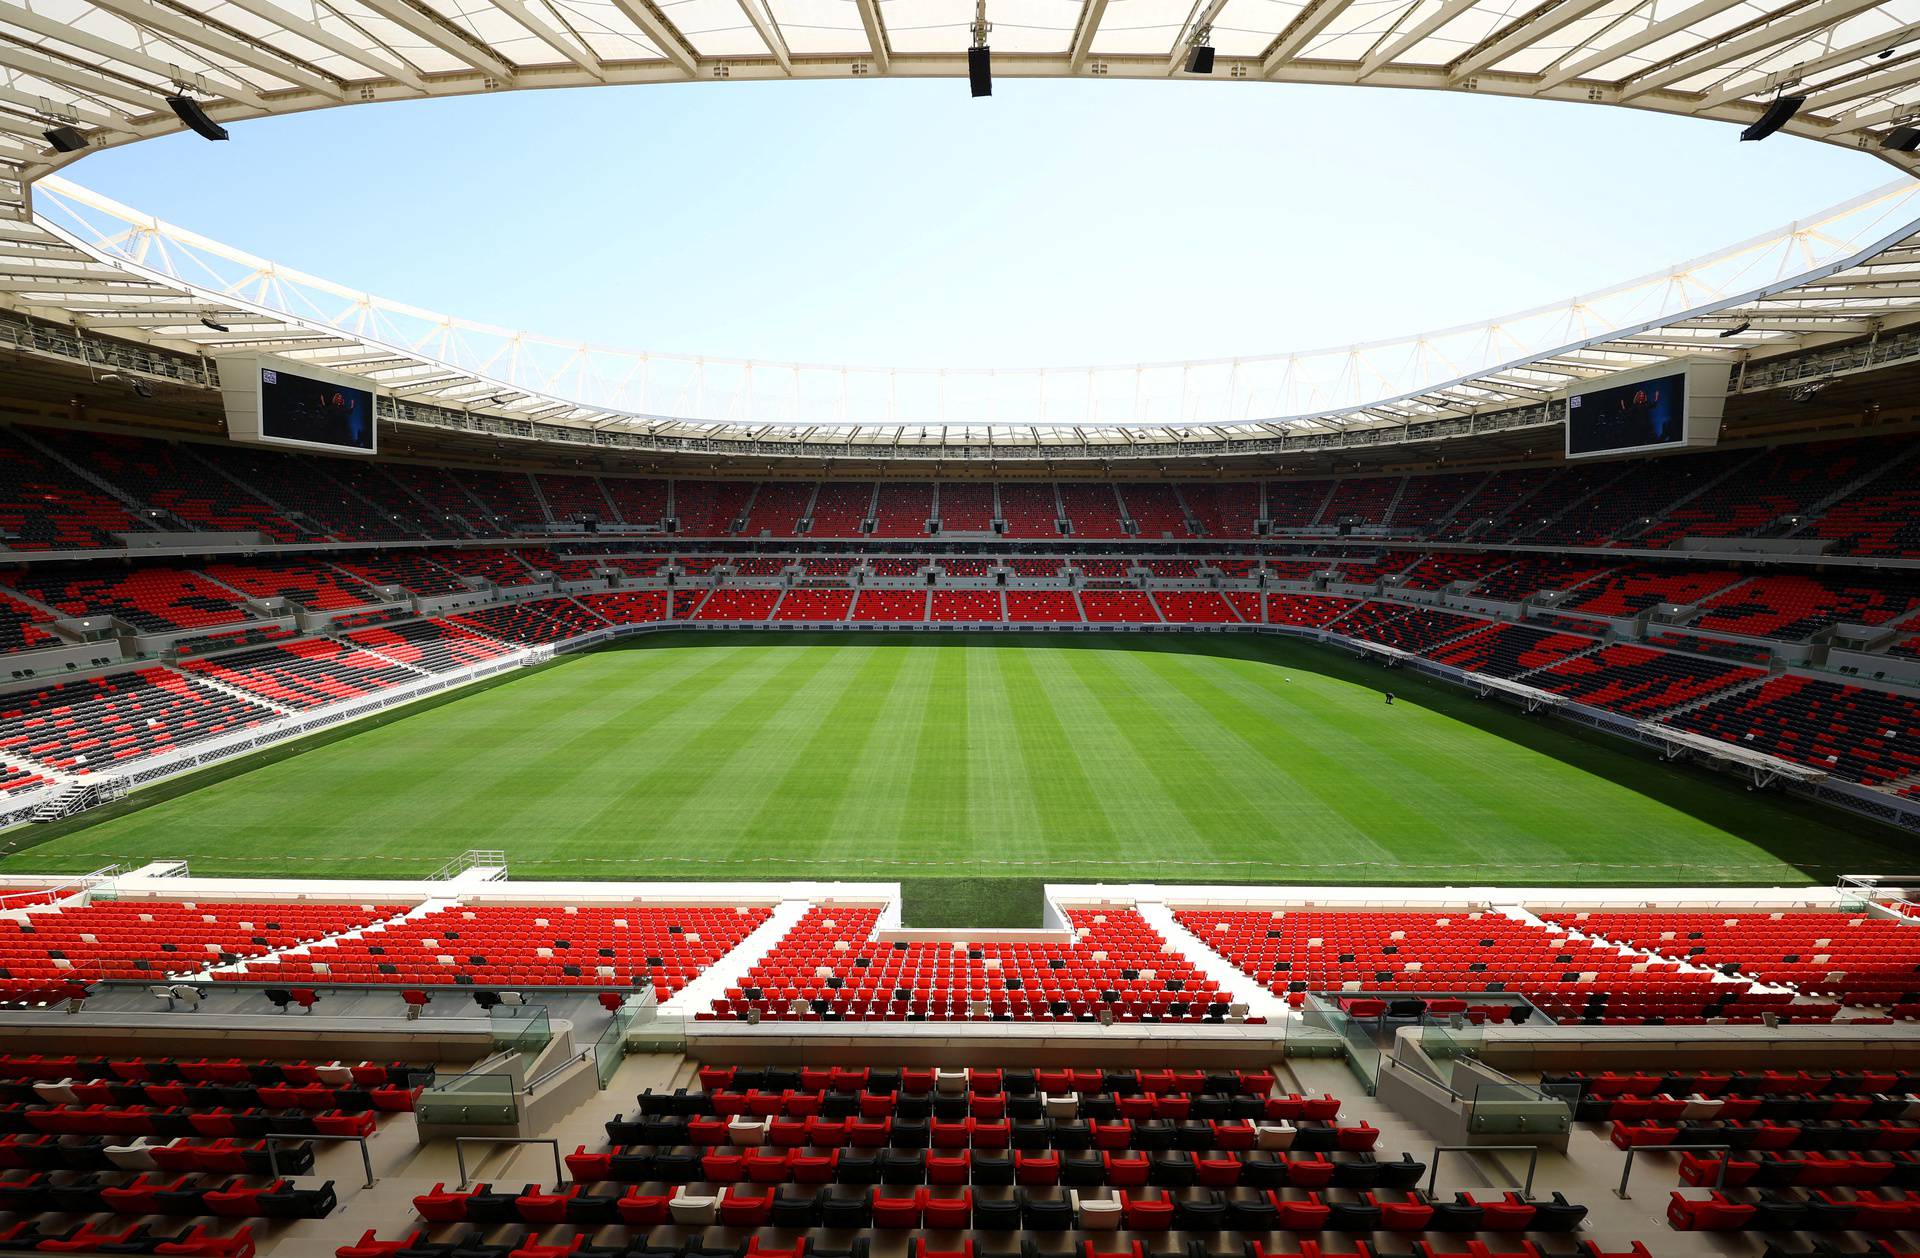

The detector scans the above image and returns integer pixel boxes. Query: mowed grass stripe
[648,641,874,859]
[902,645,971,856]
[744,642,907,861]
[1053,645,1273,860]
[4,631,1912,885]
[961,644,1047,856]
[425,642,772,857]
[1134,640,1496,866]
[1114,643,1400,864]
[995,646,1120,855]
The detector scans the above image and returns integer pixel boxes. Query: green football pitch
[0,632,1906,895]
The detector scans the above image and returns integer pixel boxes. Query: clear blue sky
[68,79,1894,369]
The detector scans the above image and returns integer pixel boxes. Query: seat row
[0,1104,380,1139]
[412,1182,1587,1234]
[596,1118,1377,1156]
[341,1231,1652,1258]
[0,1170,336,1218]
[692,1068,1281,1100]
[565,1147,1399,1190]
[0,1057,421,1087]
[0,1077,419,1112]
[1669,1186,1920,1231]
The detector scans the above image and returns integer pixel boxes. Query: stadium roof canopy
[1,0,1920,444]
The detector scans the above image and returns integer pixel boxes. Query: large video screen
[259,367,375,452]
[1566,371,1686,457]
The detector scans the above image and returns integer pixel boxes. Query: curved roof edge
[2,174,1915,450]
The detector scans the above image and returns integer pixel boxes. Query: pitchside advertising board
[219,355,378,455]
[1564,359,1729,459]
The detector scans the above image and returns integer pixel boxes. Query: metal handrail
[1616,1141,1735,1200]
[456,1136,565,1189]
[264,1132,374,1189]
[1425,1143,1543,1199]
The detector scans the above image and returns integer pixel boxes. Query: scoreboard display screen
[259,367,375,452]
[1566,370,1686,457]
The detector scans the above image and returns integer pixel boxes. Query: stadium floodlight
[1718,320,1752,338]
[166,94,229,142]
[968,0,991,97]
[1740,94,1806,142]
[1185,37,1215,74]
[201,314,230,333]
[42,125,87,154]
[1883,126,1920,152]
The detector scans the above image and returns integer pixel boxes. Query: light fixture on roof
[968,0,992,97]
[1718,319,1752,338]
[166,91,229,142]
[1741,92,1806,142]
[200,313,230,333]
[42,125,87,154]
[1883,124,1920,152]
[1184,17,1216,73]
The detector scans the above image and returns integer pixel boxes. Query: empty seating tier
[1180,909,1802,1025]
[341,621,516,674]
[1526,645,1763,717]
[1541,910,1920,1011]
[4,570,248,635]
[710,907,1221,1023]
[182,641,421,709]
[449,599,610,645]
[0,669,271,775]
[1665,675,1920,791]
[230,904,771,995]
[0,900,406,1001]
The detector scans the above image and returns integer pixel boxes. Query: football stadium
[4,4,1920,1255]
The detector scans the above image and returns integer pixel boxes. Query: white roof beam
[0,2,268,109]
[1830,97,1919,134]
[1449,0,1615,83]
[1262,0,1359,75]
[1535,0,1729,92]
[606,0,700,75]
[0,263,130,282]
[1357,0,1480,78]
[1805,58,1920,116]
[731,0,793,72]
[1695,20,1920,111]
[1068,0,1109,72]
[348,0,516,79]
[849,0,890,72]
[491,0,608,78]
[87,0,347,99]
[0,80,125,131]
[212,0,431,89]
[0,44,166,112]
[198,334,361,350]
[1619,0,1885,102]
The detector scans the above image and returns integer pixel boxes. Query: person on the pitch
[1384,692,1395,705]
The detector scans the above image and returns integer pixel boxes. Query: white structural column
[1135,899,1290,1019]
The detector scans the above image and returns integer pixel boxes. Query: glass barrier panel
[416,1070,517,1126]
[491,1004,552,1056]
